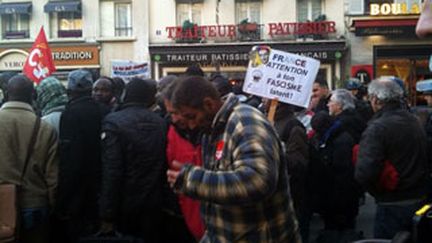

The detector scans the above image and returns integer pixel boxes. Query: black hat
[210,74,232,97]
[123,78,157,106]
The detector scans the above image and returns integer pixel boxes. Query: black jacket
[309,119,360,216]
[99,104,167,221]
[274,107,309,214]
[57,96,104,217]
[356,103,430,202]
[338,108,367,144]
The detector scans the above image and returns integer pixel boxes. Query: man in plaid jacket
[167,76,301,243]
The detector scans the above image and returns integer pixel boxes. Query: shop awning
[44,1,81,13]
[352,18,418,36]
[176,0,204,3]
[149,40,347,63]
[374,45,432,59]
[150,41,346,54]
[0,2,32,15]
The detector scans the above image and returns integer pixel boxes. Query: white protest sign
[111,60,150,82]
[243,46,320,108]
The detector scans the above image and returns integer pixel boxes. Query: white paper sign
[243,46,321,108]
[111,60,150,82]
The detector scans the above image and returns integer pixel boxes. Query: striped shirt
[176,95,301,243]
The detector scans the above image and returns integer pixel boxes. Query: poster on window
[111,60,150,82]
[242,46,320,108]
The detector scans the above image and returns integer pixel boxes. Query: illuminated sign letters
[370,3,421,15]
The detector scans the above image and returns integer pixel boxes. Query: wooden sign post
[267,98,279,124]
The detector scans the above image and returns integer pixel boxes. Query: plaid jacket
[176,95,301,243]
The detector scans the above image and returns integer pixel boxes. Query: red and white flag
[23,27,56,84]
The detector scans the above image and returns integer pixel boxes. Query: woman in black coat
[309,111,360,231]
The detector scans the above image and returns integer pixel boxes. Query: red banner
[23,27,56,84]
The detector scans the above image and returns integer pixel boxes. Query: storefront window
[376,46,432,106]
[2,14,29,39]
[297,0,322,22]
[235,1,261,24]
[176,3,202,26]
[115,3,132,36]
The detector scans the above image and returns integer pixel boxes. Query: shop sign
[50,45,99,66]
[351,65,373,84]
[164,53,250,63]
[267,21,336,37]
[355,26,415,36]
[370,3,421,16]
[0,45,99,71]
[0,51,27,71]
[294,51,329,60]
[165,21,336,40]
[52,51,92,61]
[154,51,335,65]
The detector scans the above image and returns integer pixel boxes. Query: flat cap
[67,69,93,91]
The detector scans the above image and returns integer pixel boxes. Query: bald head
[7,75,34,104]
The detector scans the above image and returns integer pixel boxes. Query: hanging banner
[242,45,320,108]
[111,60,150,82]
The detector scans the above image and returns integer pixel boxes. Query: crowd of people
[0,2,431,243]
[0,64,430,243]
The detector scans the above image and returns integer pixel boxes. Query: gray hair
[330,89,355,110]
[368,77,403,103]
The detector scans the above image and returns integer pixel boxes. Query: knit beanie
[123,77,157,106]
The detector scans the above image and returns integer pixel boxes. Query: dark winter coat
[354,98,373,123]
[309,119,360,218]
[57,96,104,218]
[274,106,309,215]
[425,112,432,150]
[99,104,167,222]
[355,103,430,203]
[338,108,367,144]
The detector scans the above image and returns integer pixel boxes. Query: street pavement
[308,193,376,243]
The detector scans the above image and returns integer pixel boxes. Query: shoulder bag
[0,117,41,242]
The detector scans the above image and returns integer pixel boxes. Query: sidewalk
[308,193,376,243]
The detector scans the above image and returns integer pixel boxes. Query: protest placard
[243,45,320,108]
[111,60,150,82]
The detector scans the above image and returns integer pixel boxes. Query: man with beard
[167,76,301,243]
[311,78,330,113]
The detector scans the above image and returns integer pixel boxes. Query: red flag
[23,27,56,84]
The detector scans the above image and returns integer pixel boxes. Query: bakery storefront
[349,0,432,105]
[150,21,347,89]
[0,44,100,81]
